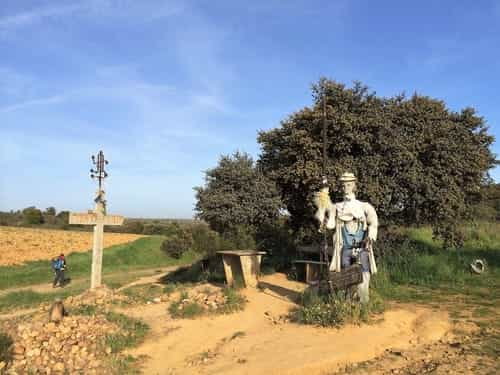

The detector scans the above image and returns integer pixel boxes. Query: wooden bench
[216,250,266,288]
[292,260,329,284]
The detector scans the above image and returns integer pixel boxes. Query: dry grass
[0,226,144,265]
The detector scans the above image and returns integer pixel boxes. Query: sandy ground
[125,273,451,375]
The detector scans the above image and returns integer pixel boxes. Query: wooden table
[216,250,266,288]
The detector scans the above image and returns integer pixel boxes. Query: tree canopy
[194,152,282,235]
[22,206,44,225]
[258,78,497,245]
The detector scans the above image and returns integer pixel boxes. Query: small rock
[53,362,65,372]
[53,342,63,353]
[12,344,25,355]
[153,297,162,303]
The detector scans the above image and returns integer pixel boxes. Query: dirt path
[0,266,180,297]
[125,274,451,375]
[0,265,184,320]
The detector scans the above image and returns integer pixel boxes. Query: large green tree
[194,152,282,235]
[258,78,497,245]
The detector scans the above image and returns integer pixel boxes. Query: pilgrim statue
[316,172,378,303]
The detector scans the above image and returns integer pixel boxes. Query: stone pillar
[91,222,104,289]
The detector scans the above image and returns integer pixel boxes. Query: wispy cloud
[0,1,240,217]
[0,3,82,29]
[0,0,184,33]
[0,94,66,113]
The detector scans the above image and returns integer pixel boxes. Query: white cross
[69,190,123,289]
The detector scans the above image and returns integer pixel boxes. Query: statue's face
[342,181,356,196]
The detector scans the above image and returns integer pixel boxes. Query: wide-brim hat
[339,172,356,182]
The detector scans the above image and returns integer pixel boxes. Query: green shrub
[142,223,166,235]
[191,224,219,256]
[104,312,149,353]
[168,300,204,319]
[0,331,13,363]
[162,256,225,284]
[163,283,177,295]
[161,232,193,259]
[217,288,246,314]
[22,206,44,224]
[123,221,144,234]
[293,288,385,327]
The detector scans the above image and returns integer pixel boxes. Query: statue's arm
[364,203,378,241]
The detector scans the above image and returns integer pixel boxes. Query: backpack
[52,258,63,271]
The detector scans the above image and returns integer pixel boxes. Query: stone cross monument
[69,150,124,289]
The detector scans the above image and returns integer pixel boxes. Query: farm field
[0,226,144,266]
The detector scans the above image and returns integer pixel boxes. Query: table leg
[240,255,260,287]
[222,255,235,287]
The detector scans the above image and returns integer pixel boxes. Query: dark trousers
[53,269,66,286]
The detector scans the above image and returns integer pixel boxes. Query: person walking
[52,253,68,288]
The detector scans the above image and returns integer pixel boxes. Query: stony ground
[1,272,498,374]
[0,287,129,374]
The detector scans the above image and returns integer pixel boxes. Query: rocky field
[0,226,143,266]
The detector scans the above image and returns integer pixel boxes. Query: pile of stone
[192,290,228,310]
[1,306,119,374]
[2,314,118,374]
[2,314,117,374]
[175,285,228,311]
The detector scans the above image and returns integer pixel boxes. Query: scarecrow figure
[317,172,378,303]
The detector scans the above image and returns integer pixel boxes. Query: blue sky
[1,0,499,218]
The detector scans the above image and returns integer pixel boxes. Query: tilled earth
[0,226,143,265]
